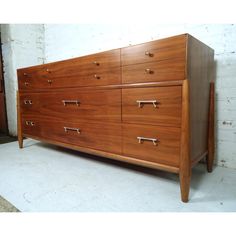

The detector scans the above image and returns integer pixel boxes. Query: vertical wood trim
[207,82,215,172]
[17,91,23,148]
[179,79,191,202]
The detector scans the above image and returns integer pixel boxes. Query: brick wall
[0,24,44,136]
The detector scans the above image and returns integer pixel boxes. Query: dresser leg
[179,171,191,202]
[18,135,23,149]
[17,91,23,148]
[180,79,191,202]
[207,82,215,172]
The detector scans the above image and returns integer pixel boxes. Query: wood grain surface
[122,123,180,167]
[121,34,187,66]
[20,89,121,122]
[122,57,185,84]
[122,86,182,126]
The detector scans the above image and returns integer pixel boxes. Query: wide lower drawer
[20,89,121,122]
[122,86,182,126]
[122,58,185,84]
[122,124,180,167]
[121,34,186,66]
[22,118,122,154]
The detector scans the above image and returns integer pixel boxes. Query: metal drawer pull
[145,68,154,74]
[24,82,29,86]
[25,121,31,125]
[136,100,158,108]
[64,127,80,134]
[62,100,80,106]
[46,68,51,73]
[137,137,158,146]
[94,74,100,79]
[47,80,53,84]
[145,51,154,57]
[24,100,33,105]
[23,72,28,76]
[93,61,100,66]
[25,121,35,126]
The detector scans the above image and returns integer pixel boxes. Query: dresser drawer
[122,124,180,167]
[49,48,120,74]
[18,68,120,90]
[40,120,122,154]
[22,117,42,137]
[18,49,121,90]
[18,65,51,90]
[121,34,187,66]
[20,89,121,122]
[122,86,182,126]
[122,58,185,84]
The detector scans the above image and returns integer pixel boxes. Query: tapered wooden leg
[17,91,23,148]
[207,82,215,172]
[180,170,191,203]
[180,79,191,203]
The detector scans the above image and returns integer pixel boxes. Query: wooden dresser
[17,34,215,202]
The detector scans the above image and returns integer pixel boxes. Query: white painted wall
[0,24,44,136]
[1,24,235,169]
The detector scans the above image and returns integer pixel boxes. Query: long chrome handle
[64,127,80,134]
[62,100,80,106]
[24,100,33,105]
[136,100,158,108]
[145,51,154,57]
[137,137,158,146]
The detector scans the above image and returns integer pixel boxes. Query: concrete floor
[0,139,235,212]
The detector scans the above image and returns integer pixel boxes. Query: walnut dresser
[17,34,215,202]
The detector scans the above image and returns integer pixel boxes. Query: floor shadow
[33,141,179,183]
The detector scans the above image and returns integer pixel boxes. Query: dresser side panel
[187,35,215,160]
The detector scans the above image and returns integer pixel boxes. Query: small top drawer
[18,49,121,90]
[122,58,185,84]
[48,48,120,77]
[121,34,187,66]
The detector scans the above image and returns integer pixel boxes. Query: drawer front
[122,58,185,84]
[122,86,182,126]
[49,49,120,75]
[20,89,121,122]
[18,49,121,90]
[22,117,41,137]
[121,35,187,66]
[18,68,121,90]
[40,120,122,154]
[122,124,180,167]
[18,65,51,90]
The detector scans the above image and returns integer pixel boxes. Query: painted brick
[0,24,44,136]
